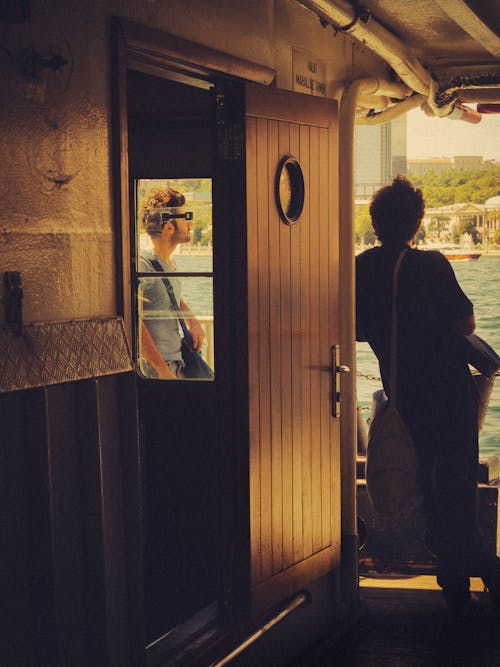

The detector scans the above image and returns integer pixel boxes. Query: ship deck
[296,576,500,666]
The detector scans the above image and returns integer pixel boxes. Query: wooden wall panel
[298,124,313,563]
[246,83,340,611]
[309,124,322,557]
[319,127,333,549]
[290,155,304,568]
[1,388,56,667]
[269,119,284,576]
[246,116,262,587]
[278,120,293,572]
[1,373,140,667]
[257,116,274,583]
[327,120,341,556]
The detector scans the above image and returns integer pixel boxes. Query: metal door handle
[331,346,350,418]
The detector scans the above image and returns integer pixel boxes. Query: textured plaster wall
[0,1,113,324]
[0,0,385,325]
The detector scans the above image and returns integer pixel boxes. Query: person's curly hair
[142,188,186,237]
[369,176,425,245]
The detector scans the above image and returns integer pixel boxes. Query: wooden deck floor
[296,576,500,666]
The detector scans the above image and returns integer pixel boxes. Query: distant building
[485,195,500,210]
[408,157,452,175]
[484,195,500,242]
[354,115,407,201]
[423,202,491,242]
[453,155,483,170]
[408,155,484,175]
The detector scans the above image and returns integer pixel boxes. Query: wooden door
[246,83,341,612]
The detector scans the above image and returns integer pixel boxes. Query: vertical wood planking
[318,127,332,548]
[46,383,88,666]
[2,389,56,666]
[299,124,313,561]
[328,113,341,550]
[97,375,134,667]
[246,116,262,585]
[309,125,322,554]
[256,116,273,582]
[290,124,304,566]
[269,119,284,575]
[280,121,294,570]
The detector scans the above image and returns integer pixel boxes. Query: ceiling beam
[435,0,500,58]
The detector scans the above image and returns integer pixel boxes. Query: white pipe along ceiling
[295,0,500,124]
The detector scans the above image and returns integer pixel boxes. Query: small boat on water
[419,243,481,261]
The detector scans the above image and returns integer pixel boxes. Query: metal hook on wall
[4,271,23,336]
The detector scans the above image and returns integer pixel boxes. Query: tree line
[355,164,500,246]
[408,163,500,208]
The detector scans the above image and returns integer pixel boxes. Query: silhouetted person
[356,176,500,615]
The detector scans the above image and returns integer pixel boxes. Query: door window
[134,178,214,380]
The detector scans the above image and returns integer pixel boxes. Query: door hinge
[215,85,244,161]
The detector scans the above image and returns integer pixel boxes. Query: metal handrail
[209,591,310,667]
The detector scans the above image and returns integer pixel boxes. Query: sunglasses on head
[160,211,193,223]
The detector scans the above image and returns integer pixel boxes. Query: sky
[406,107,500,161]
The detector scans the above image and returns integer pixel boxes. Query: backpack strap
[388,248,408,406]
[148,257,194,347]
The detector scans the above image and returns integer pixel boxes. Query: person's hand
[157,366,178,379]
[188,320,205,351]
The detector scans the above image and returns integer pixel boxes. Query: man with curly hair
[356,176,500,615]
[139,187,205,379]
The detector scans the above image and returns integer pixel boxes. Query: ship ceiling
[358,0,500,66]
[296,0,500,122]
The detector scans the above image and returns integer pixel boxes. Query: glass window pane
[135,178,214,381]
[136,178,213,273]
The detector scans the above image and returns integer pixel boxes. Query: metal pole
[209,592,310,667]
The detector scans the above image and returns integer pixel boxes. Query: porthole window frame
[275,155,305,225]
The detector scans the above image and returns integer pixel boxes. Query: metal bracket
[4,271,23,336]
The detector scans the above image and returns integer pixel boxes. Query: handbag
[464,333,500,432]
[365,248,419,516]
[465,333,500,378]
[179,332,214,380]
[149,258,214,380]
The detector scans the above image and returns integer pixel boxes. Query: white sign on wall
[292,49,327,97]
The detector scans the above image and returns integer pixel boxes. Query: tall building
[391,115,408,179]
[354,114,407,201]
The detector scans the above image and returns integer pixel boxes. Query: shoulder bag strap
[388,248,409,406]
[148,258,194,346]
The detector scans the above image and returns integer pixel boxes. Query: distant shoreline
[355,246,500,257]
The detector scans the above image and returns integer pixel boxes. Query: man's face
[170,209,192,244]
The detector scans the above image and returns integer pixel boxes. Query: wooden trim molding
[245,81,336,127]
[116,18,276,86]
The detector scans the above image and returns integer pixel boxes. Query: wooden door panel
[246,115,262,587]
[298,126,313,562]
[278,121,293,573]
[246,83,340,612]
[267,119,283,578]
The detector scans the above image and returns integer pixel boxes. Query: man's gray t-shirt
[140,250,183,362]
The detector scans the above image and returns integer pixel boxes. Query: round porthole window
[275,156,305,225]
